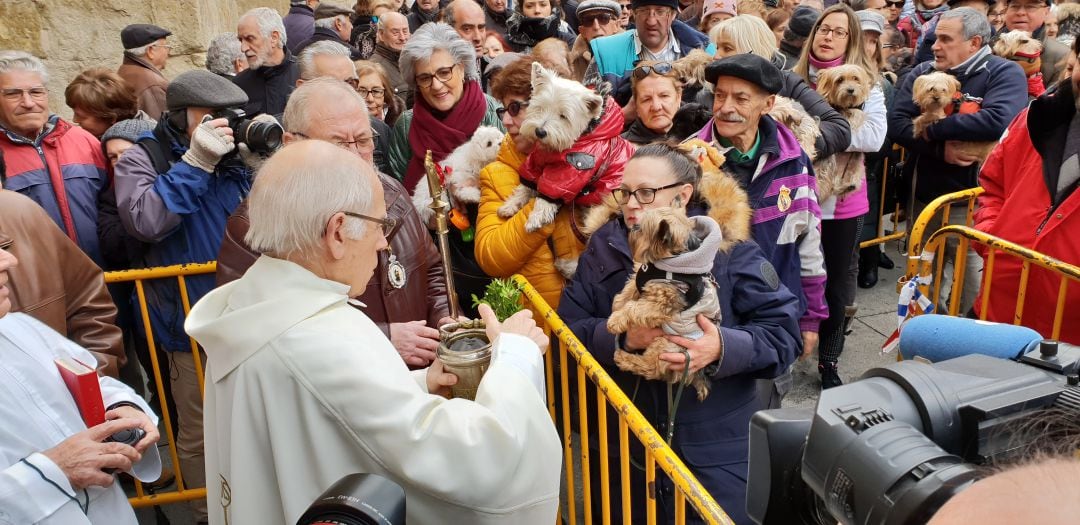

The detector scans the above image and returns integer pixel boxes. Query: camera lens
[236,118,283,154]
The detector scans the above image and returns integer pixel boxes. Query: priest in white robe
[185,141,561,525]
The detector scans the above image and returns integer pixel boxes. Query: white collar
[633,27,680,59]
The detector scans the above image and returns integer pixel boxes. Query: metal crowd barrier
[914,225,1080,340]
[899,187,984,297]
[859,145,907,250]
[513,275,732,525]
[105,262,217,508]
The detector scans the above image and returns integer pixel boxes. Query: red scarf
[404,80,487,194]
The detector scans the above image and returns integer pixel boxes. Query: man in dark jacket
[409,0,442,32]
[779,5,820,69]
[113,70,255,523]
[117,24,172,120]
[283,0,319,53]
[889,7,1027,313]
[370,12,413,104]
[216,78,451,368]
[484,0,511,40]
[296,3,363,59]
[234,7,301,116]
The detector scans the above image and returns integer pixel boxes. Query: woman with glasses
[389,23,506,316]
[558,142,800,525]
[707,15,853,159]
[354,60,406,124]
[793,4,887,388]
[622,60,684,145]
[505,0,577,52]
[475,57,589,321]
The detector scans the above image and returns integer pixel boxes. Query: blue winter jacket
[557,210,800,524]
[888,47,1027,203]
[113,123,252,352]
[589,20,714,93]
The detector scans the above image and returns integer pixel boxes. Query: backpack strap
[134,125,178,174]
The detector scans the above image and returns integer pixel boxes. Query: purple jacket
[283,4,315,54]
[695,116,828,332]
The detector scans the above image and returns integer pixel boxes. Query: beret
[704,54,783,94]
[166,70,249,111]
[784,5,820,41]
[121,24,172,50]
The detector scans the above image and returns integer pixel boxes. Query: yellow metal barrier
[900,187,984,296]
[859,145,907,250]
[512,275,732,525]
[915,225,1080,341]
[105,261,217,508]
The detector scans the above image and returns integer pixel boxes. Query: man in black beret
[117,23,172,119]
[693,52,829,403]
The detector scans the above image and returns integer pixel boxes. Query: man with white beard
[234,7,300,116]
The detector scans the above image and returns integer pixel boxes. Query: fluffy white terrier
[412,126,504,224]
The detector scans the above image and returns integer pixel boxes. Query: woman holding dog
[474,56,590,318]
[559,143,801,525]
[793,3,887,388]
[388,23,506,316]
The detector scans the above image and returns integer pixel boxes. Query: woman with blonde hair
[706,15,852,160]
[792,3,886,388]
[354,60,406,124]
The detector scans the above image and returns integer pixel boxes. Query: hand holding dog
[661,315,722,374]
[624,326,665,352]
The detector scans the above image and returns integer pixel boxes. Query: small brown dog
[911,71,997,162]
[993,30,1043,77]
[770,96,822,161]
[814,65,873,200]
[607,207,723,401]
[671,49,715,91]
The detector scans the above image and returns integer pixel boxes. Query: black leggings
[819,215,863,364]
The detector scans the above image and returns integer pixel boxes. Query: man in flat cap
[569,0,623,81]
[117,23,172,120]
[112,69,255,524]
[295,3,363,59]
[689,54,828,405]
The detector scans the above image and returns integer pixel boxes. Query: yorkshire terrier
[911,71,996,163]
[607,207,723,401]
[993,29,1044,97]
[769,96,821,161]
[814,65,873,200]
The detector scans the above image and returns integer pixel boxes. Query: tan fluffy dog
[607,208,719,401]
[814,65,873,200]
[769,96,822,161]
[671,49,715,90]
[911,71,997,162]
[993,30,1044,77]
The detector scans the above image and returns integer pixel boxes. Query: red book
[55,357,106,427]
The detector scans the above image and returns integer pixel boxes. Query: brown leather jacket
[117,53,168,120]
[0,191,124,375]
[216,173,450,335]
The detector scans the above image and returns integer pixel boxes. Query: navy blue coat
[557,211,800,524]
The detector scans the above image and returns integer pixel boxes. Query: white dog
[412,126,504,224]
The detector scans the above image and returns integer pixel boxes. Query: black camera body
[748,344,1080,525]
[211,107,283,155]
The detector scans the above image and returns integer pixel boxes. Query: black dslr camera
[747,343,1080,525]
[211,107,283,155]
[297,474,406,525]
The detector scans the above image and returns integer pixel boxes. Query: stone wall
[0,0,305,119]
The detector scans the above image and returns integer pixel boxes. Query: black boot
[879,250,895,269]
[819,361,843,389]
[858,247,878,289]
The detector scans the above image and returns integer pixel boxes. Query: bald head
[378,12,411,51]
[283,77,374,164]
[929,458,1080,525]
[444,0,486,54]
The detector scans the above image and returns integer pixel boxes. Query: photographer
[113,69,258,523]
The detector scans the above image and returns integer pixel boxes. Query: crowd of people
[1,0,1079,523]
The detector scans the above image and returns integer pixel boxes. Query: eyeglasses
[291,130,380,152]
[1,87,47,102]
[496,100,529,119]
[149,43,174,51]
[357,86,386,98]
[885,1,904,6]
[612,181,685,204]
[632,62,674,80]
[816,25,850,39]
[342,211,398,239]
[415,64,458,89]
[634,6,674,19]
[581,13,615,26]
[1006,3,1046,12]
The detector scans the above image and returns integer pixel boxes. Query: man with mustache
[691,54,828,404]
[234,7,300,117]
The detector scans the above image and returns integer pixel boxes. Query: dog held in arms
[497,63,634,234]
[607,207,724,401]
[813,64,872,200]
[911,71,997,163]
[411,126,505,224]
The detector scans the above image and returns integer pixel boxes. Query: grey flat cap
[857,10,886,35]
[315,3,353,19]
[577,0,622,17]
[166,70,249,111]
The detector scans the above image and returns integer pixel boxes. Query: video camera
[747,316,1080,525]
[297,473,406,525]
[211,107,283,155]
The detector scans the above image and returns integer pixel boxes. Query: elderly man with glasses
[117,23,172,119]
[1004,0,1068,82]
[217,77,453,371]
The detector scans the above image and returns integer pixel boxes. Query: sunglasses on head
[581,12,615,25]
[496,100,530,119]
[632,62,674,79]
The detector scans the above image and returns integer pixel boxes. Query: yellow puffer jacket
[474,135,586,320]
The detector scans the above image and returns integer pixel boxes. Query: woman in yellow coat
[474,56,586,320]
